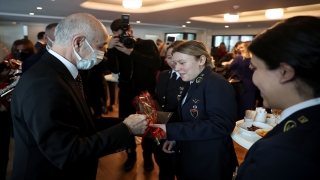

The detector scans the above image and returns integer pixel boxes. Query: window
[212,35,255,51]
[165,33,196,43]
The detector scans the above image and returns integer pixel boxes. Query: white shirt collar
[38,40,45,44]
[278,97,320,124]
[48,49,78,79]
[170,70,180,80]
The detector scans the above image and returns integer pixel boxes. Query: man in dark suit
[34,31,46,51]
[107,18,161,171]
[10,13,148,180]
[22,22,58,74]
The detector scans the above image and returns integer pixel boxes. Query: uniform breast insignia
[179,86,184,91]
[177,94,181,100]
[190,108,198,118]
[297,116,309,124]
[283,120,297,132]
[196,77,203,84]
[192,99,200,104]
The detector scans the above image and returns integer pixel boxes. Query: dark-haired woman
[236,16,320,180]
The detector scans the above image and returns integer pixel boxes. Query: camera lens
[123,37,135,48]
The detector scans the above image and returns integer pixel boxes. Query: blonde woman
[151,40,238,180]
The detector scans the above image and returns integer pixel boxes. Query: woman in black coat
[151,40,238,180]
[236,16,320,180]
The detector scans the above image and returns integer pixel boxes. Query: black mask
[14,52,32,61]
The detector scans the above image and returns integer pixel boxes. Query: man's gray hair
[54,13,103,46]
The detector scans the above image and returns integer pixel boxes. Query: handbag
[228,74,244,97]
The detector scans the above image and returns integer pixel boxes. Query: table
[231,120,272,149]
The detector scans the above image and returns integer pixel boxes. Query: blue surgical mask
[73,39,104,70]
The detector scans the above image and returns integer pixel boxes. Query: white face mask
[73,39,105,70]
[46,37,54,50]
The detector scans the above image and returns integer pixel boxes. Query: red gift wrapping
[132,91,166,146]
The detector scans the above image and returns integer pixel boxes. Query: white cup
[244,117,254,122]
[255,112,267,122]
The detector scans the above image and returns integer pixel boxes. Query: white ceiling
[0,0,320,31]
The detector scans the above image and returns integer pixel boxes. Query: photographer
[107,17,161,171]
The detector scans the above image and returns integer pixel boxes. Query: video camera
[115,14,135,48]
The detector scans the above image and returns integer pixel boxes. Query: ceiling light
[12,22,17,24]
[186,21,191,24]
[136,21,140,23]
[225,25,229,28]
[37,7,42,10]
[265,8,284,19]
[166,0,175,1]
[182,25,186,27]
[224,13,239,22]
[123,0,142,9]
[29,13,34,15]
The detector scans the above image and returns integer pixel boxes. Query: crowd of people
[0,13,319,180]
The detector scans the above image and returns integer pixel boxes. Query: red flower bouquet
[132,91,166,146]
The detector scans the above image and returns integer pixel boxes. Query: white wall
[27,24,47,45]
[0,24,25,61]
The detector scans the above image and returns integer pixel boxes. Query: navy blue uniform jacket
[237,104,320,180]
[166,67,238,180]
[156,70,186,123]
[10,52,132,180]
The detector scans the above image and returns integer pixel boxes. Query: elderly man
[10,13,148,180]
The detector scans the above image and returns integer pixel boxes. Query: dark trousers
[153,139,176,180]
[118,89,137,156]
[107,81,116,106]
[0,111,12,180]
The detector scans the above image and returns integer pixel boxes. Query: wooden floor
[6,103,248,180]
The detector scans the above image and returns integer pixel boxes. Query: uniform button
[163,96,165,99]
[178,150,181,153]
[162,105,164,108]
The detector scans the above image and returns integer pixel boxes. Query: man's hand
[123,114,148,135]
[114,41,133,55]
[107,36,120,49]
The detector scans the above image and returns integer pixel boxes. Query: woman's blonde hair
[172,40,213,68]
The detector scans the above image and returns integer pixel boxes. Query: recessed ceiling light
[247,24,251,27]
[166,0,175,1]
[37,7,42,10]
[136,21,140,23]
[186,21,191,24]
[29,13,34,15]
[225,25,229,28]
[12,22,17,24]
[51,0,55,1]
[182,25,186,27]
[224,13,239,22]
